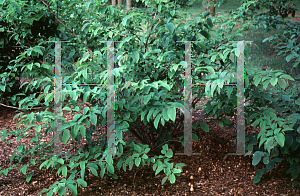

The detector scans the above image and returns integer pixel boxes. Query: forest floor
[0,96,300,195]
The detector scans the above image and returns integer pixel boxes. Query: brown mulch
[0,95,299,196]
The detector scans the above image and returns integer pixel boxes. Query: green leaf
[278,79,286,89]
[80,125,86,137]
[166,23,175,34]
[254,77,261,86]
[134,144,142,152]
[143,95,152,105]
[89,167,98,176]
[77,178,87,187]
[135,157,141,167]
[67,184,77,195]
[132,50,139,63]
[162,176,168,185]
[275,133,285,147]
[107,163,114,174]
[270,78,278,86]
[168,107,176,122]
[170,10,175,17]
[169,173,176,183]
[155,165,164,176]
[81,52,90,62]
[45,91,54,103]
[162,108,169,121]
[62,165,67,177]
[154,114,161,129]
[295,98,300,105]
[203,10,210,17]
[82,69,87,79]
[36,115,42,123]
[83,107,89,115]
[90,113,97,126]
[158,4,162,12]
[200,122,209,132]
[0,85,5,92]
[292,180,298,187]
[206,66,215,74]
[62,129,70,144]
[192,133,198,142]
[166,149,173,158]
[286,54,294,62]
[207,17,213,28]
[252,151,264,166]
[200,30,210,39]
[100,166,106,178]
[253,175,261,184]
[28,63,33,71]
[263,79,270,90]
[83,91,90,103]
[70,91,77,101]
[26,173,33,183]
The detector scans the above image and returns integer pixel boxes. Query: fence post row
[52,40,252,158]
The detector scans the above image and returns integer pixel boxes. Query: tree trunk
[210,0,216,14]
[201,0,216,15]
[112,0,116,6]
[118,0,122,6]
[126,0,132,10]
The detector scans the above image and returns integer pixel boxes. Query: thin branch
[39,0,105,71]
[144,10,159,53]
[0,102,51,110]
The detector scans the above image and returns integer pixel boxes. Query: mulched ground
[0,95,300,196]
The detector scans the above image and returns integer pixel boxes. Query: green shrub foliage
[0,0,299,195]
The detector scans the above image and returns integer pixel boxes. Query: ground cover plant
[0,0,300,195]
